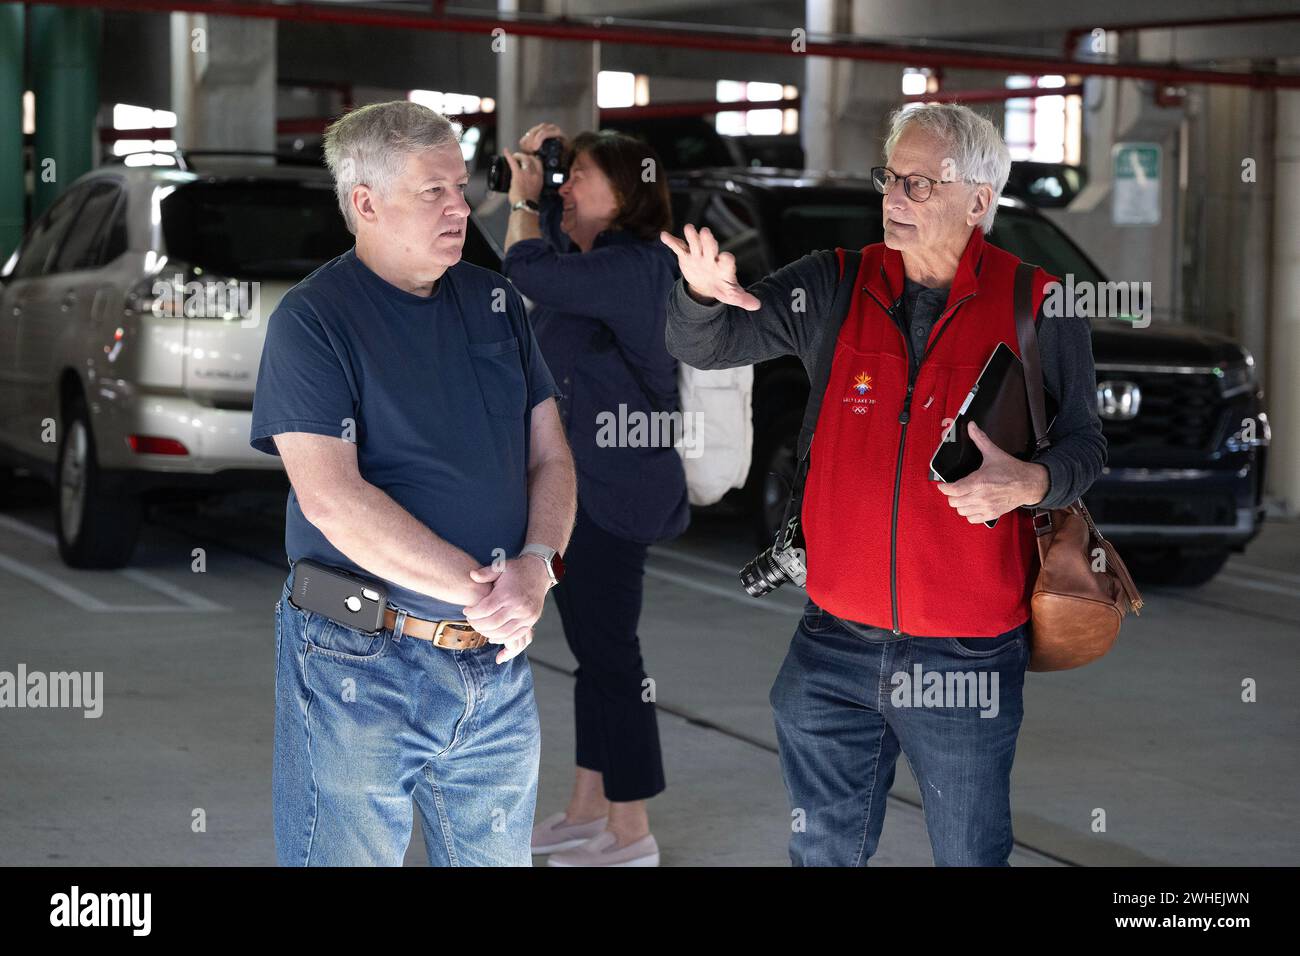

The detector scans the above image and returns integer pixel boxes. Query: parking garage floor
[0,479,1295,867]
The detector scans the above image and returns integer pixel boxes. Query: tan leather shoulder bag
[1013,262,1145,672]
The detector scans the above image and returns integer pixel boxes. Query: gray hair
[322,101,460,234]
[883,103,1010,233]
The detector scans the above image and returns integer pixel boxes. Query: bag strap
[1014,264,1142,610]
[1013,261,1051,456]
[796,248,863,462]
[1013,260,1063,529]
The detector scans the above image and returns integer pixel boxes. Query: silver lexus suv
[0,153,356,567]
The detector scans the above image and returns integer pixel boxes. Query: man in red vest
[662,103,1106,865]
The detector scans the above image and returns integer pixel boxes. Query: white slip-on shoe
[530,811,610,855]
[546,830,660,867]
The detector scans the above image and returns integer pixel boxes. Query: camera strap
[767,248,863,554]
[794,247,864,472]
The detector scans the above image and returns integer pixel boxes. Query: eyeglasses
[871,165,961,203]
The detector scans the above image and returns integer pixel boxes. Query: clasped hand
[462,557,551,664]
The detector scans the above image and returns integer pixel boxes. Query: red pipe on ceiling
[266,97,807,137]
[40,0,1300,89]
[1064,10,1300,58]
[905,84,1084,104]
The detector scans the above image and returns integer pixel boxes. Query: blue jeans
[272,577,540,866]
[769,598,1029,866]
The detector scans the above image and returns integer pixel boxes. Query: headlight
[1226,411,1270,451]
[1215,349,1257,398]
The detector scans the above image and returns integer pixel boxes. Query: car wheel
[1124,547,1230,588]
[750,409,802,550]
[55,392,142,568]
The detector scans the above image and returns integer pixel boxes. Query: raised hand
[659,223,762,311]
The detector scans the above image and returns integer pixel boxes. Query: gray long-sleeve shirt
[664,249,1107,510]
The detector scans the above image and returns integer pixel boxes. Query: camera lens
[487,155,511,193]
[739,549,788,597]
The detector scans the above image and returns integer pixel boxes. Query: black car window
[460,214,500,272]
[775,201,885,266]
[99,199,129,265]
[668,188,697,234]
[600,118,741,170]
[9,187,85,280]
[54,181,123,273]
[161,180,353,279]
[700,194,765,286]
[985,209,1104,284]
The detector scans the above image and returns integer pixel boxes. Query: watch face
[551,551,565,582]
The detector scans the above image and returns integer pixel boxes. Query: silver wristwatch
[519,543,564,587]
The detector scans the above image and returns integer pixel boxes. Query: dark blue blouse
[501,192,690,545]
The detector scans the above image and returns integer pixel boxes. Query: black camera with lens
[488,136,568,194]
[740,471,810,597]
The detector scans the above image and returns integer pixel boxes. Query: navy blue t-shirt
[249,247,559,620]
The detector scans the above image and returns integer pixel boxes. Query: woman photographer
[500,124,689,867]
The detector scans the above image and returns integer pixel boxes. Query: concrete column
[1043,34,1181,318]
[30,4,100,218]
[0,3,23,259]
[495,0,596,152]
[171,12,275,154]
[1268,64,1300,514]
[803,0,901,173]
[1239,84,1275,399]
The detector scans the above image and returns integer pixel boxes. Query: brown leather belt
[382,607,487,650]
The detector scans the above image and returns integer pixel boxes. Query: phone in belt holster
[289,559,390,634]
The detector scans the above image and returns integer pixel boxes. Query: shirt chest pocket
[466,338,526,420]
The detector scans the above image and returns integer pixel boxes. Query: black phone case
[289,559,389,634]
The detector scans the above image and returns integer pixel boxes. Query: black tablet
[929,342,1058,528]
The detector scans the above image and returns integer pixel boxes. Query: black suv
[664,168,1269,585]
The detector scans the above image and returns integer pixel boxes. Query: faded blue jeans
[770,598,1030,866]
[273,576,540,866]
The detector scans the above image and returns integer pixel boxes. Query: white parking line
[120,568,225,611]
[645,565,805,615]
[0,514,226,613]
[0,552,120,611]
[1213,573,1300,599]
[0,513,70,549]
[648,545,749,578]
[1225,562,1300,587]
[653,543,1300,605]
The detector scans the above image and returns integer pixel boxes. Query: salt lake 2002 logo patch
[844,371,877,414]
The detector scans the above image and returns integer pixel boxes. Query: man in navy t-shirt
[250,101,576,867]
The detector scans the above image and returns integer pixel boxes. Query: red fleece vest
[802,228,1055,637]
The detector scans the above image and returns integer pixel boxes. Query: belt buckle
[432,620,480,649]
[1031,511,1054,536]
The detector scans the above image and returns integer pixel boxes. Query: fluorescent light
[716,80,745,103]
[597,71,636,109]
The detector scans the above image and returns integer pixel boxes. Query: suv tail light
[126,435,190,456]
[124,266,257,321]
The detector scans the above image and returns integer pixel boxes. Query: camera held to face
[488,137,568,194]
